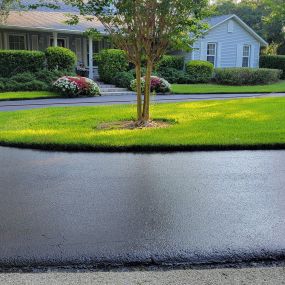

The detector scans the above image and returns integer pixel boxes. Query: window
[207,43,217,66]
[8,34,26,50]
[242,45,251,67]
[50,38,66,48]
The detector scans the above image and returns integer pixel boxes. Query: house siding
[186,18,261,68]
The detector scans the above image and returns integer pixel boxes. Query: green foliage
[34,69,75,85]
[214,68,282,85]
[45,47,77,72]
[95,49,129,84]
[157,68,189,84]
[5,80,49,92]
[212,0,284,53]
[0,70,75,93]
[260,55,285,79]
[185,60,214,83]
[157,55,185,71]
[113,71,134,89]
[0,50,45,77]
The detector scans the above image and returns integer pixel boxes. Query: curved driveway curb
[1,93,284,112]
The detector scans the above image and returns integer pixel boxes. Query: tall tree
[63,0,208,124]
[212,0,284,53]
[0,0,21,22]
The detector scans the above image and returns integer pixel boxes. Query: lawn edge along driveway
[1,97,285,152]
[171,81,285,94]
[0,91,60,101]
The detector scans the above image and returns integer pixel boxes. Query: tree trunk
[135,64,143,122]
[142,60,153,122]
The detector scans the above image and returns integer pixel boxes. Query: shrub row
[214,68,282,85]
[0,47,77,78]
[0,50,45,77]
[260,55,285,79]
[0,70,73,92]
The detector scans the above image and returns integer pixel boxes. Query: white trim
[88,37,93,79]
[0,24,106,35]
[242,44,251,68]
[83,38,87,66]
[208,14,268,47]
[7,33,27,50]
[217,43,222,67]
[206,42,217,67]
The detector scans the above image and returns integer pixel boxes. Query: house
[0,11,268,79]
[182,14,268,68]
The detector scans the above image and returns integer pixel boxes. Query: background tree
[63,0,209,125]
[212,0,284,54]
[0,0,21,22]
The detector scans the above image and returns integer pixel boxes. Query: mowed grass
[171,80,285,94]
[0,97,285,151]
[0,91,59,101]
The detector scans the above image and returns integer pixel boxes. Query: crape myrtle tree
[35,0,209,124]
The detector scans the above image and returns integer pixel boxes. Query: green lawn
[171,80,285,94]
[0,91,59,101]
[1,97,285,151]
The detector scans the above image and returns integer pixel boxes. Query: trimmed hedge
[113,71,134,89]
[45,47,77,72]
[260,55,285,79]
[158,68,189,84]
[0,50,45,77]
[214,68,282,85]
[185,60,214,83]
[157,55,185,71]
[0,70,75,92]
[95,49,129,84]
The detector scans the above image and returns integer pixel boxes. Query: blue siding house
[0,11,268,78]
[183,14,268,68]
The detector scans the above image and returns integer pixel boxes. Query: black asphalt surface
[1,93,284,112]
[1,147,285,268]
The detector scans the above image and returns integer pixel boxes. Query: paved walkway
[1,92,284,111]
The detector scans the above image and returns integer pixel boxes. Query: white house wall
[188,19,261,68]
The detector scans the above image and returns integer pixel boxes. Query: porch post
[53,32,58,47]
[88,36,94,79]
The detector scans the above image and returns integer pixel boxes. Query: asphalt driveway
[1,92,284,111]
[0,147,285,268]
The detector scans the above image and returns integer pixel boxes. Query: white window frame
[49,36,67,48]
[207,42,217,67]
[242,45,251,68]
[8,33,27,50]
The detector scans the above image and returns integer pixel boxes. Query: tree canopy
[212,0,285,54]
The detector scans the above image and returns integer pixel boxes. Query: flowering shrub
[130,76,171,94]
[53,76,100,97]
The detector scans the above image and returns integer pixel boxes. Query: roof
[0,11,268,46]
[0,11,105,34]
[205,14,268,46]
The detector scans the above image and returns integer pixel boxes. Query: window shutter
[75,38,82,62]
[200,41,207,61]
[0,33,2,49]
[216,43,222,67]
[236,44,243,67]
[31,35,39,50]
[250,45,255,67]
